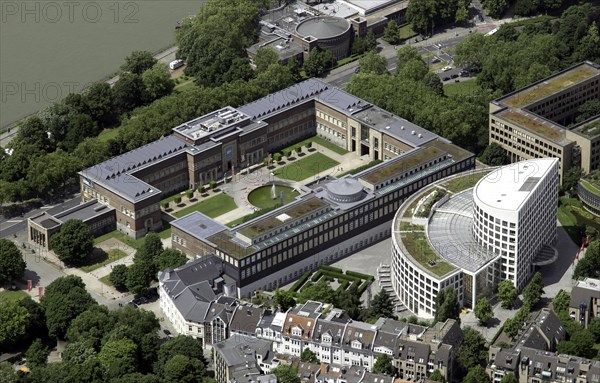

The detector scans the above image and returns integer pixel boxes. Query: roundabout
[247,184,300,209]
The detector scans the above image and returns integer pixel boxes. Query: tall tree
[155,336,205,377]
[552,290,570,313]
[462,365,491,383]
[301,348,319,364]
[154,248,187,272]
[474,297,494,326]
[272,365,300,383]
[434,288,460,323]
[359,51,388,75]
[576,99,600,123]
[142,64,175,102]
[113,73,147,113]
[25,339,50,369]
[500,373,517,383]
[49,219,93,264]
[429,369,446,382]
[373,354,394,375]
[254,48,280,73]
[273,288,296,312]
[497,280,517,309]
[481,0,509,18]
[109,264,129,291]
[457,327,487,370]
[0,239,26,283]
[162,354,206,383]
[522,272,544,310]
[336,283,364,320]
[479,143,508,166]
[369,289,397,320]
[121,51,158,74]
[0,300,29,350]
[99,338,139,377]
[66,305,112,348]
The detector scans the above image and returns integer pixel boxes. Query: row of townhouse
[159,258,463,382]
[487,309,600,383]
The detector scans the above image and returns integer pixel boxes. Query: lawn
[174,80,198,92]
[98,275,113,287]
[442,171,488,193]
[444,79,480,97]
[80,248,129,273]
[248,185,300,209]
[160,190,193,206]
[97,127,121,142]
[0,290,28,304]
[172,193,237,218]
[337,160,382,177]
[401,229,457,277]
[280,136,349,156]
[557,197,600,245]
[93,230,145,250]
[158,220,172,239]
[399,23,417,39]
[274,152,339,182]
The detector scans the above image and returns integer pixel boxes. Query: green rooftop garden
[400,227,457,277]
[237,197,328,239]
[580,179,600,195]
[500,110,564,141]
[206,232,256,259]
[442,171,489,193]
[577,121,600,137]
[360,146,445,185]
[503,65,598,108]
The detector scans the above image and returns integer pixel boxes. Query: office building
[489,61,600,181]
[391,159,559,318]
[569,277,600,328]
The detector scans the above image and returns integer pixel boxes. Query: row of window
[316,109,347,129]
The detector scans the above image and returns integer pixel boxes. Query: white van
[169,59,184,70]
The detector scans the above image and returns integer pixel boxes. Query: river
[0,0,204,128]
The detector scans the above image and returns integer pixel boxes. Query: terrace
[580,179,600,196]
[499,110,566,142]
[237,197,328,239]
[360,146,445,185]
[575,120,600,138]
[503,64,599,108]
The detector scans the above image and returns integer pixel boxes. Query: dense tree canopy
[121,51,157,75]
[0,239,26,283]
[434,288,460,324]
[497,280,517,309]
[49,219,94,264]
[0,300,30,350]
[373,354,394,375]
[474,297,494,326]
[479,143,508,166]
[272,365,300,383]
[522,272,544,310]
[457,327,487,371]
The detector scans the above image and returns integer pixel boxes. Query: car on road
[451,74,459,79]
[431,57,441,63]
[442,66,452,72]
[459,70,470,77]
[442,76,451,81]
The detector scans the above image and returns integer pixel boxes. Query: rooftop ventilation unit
[411,130,415,135]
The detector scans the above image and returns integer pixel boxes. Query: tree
[396,46,422,71]
[66,304,112,348]
[273,288,296,312]
[406,0,437,35]
[481,0,509,18]
[19,297,47,343]
[113,72,147,113]
[423,72,444,96]
[0,362,17,383]
[573,23,600,63]
[588,317,600,342]
[522,272,544,310]
[373,354,394,375]
[154,248,187,272]
[254,48,280,73]
[336,283,364,320]
[27,361,73,383]
[570,329,597,359]
[434,288,460,324]
[369,289,397,320]
[359,51,388,75]
[41,276,96,339]
[126,262,153,295]
[497,280,517,309]
[455,5,468,24]
[503,307,530,339]
[271,365,300,383]
[383,19,401,44]
[462,365,491,383]
[561,167,582,195]
[111,373,160,383]
[62,339,97,365]
[576,99,600,123]
[301,348,319,364]
[110,264,129,291]
[0,239,25,283]
[83,82,117,127]
[474,297,494,326]
[574,240,600,280]
[99,338,139,377]
[49,219,93,264]
[25,339,50,368]
[162,354,206,383]
[500,373,517,383]
[121,50,157,74]
[303,48,336,77]
[429,369,446,382]
[297,280,336,305]
[553,290,570,313]
[155,336,205,376]
[142,63,175,102]
[0,300,29,349]
[457,327,487,370]
[479,143,508,166]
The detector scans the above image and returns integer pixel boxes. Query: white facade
[472,158,559,289]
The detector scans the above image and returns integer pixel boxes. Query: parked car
[442,76,451,81]
[169,59,184,70]
[442,66,452,72]
[431,56,441,63]
[451,74,459,79]
[459,70,470,77]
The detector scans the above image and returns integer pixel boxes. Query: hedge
[346,270,375,281]
[321,269,361,282]
[311,270,323,282]
[337,279,350,292]
[291,271,311,292]
[358,280,370,294]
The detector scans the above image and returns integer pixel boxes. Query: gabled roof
[230,305,263,335]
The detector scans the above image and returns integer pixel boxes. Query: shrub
[291,271,311,292]
[198,185,205,194]
[283,149,292,158]
[210,180,217,190]
[337,279,350,291]
[295,146,302,154]
[174,196,182,204]
[346,270,375,281]
[358,280,370,294]
[305,142,312,149]
[162,201,170,209]
[186,190,194,199]
[321,265,343,273]
[311,270,323,282]
[274,153,282,162]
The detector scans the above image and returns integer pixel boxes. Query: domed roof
[296,16,350,39]
[326,178,364,203]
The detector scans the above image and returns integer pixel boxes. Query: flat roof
[247,37,304,60]
[171,211,228,239]
[343,0,406,14]
[173,107,249,140]
[500,62,600,108]
[309,1,358,19]
[474,158,557,211]
[352,105,437,147]
[572,117,600,138]
[360,146,445,185]
[496,109,569,144]
[237,196,328,239]
[427,190,500,273]
[296,16,350,39]
[55,200,113,222]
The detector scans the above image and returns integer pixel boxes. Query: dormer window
[292,326,303,336]
[322,334,332,343]
[351,340,362,349]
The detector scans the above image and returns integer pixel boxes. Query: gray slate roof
[229,305,263,335]
[214,334,273,368]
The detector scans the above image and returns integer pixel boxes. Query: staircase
[377,264,407,313]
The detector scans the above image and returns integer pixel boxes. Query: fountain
[271,184,277,199]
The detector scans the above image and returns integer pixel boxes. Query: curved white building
[391,159,559,319]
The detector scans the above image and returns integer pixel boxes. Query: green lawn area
[338,160,382,177]
[172,193,237,218]
[175,80,198,92]
[442,171,488,193]
[80,248,129,273]
[401,229,457,277]
[274,152,339,182]
[93,230,145,250]
[158,220,172,239]
[0,290,28,304]
[248,185,300,209]
[399,23,417,39]
[98,275,113,287]
[580,179,600,195]
[280,136,349,156]
[97,127,121,142]
[444,79,480,97]
[160,190,194,206]
[557,197,600,245]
